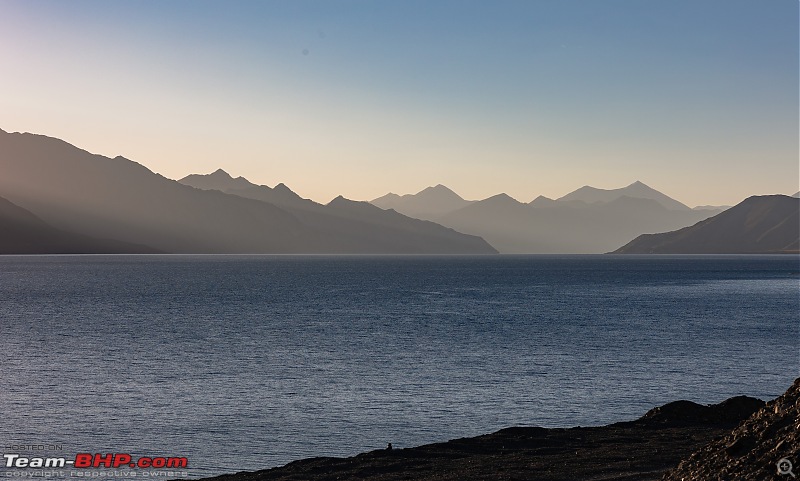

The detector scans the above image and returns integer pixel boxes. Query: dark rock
[638,395,764,427]
[712,395,768,423]
[641,400,712,426]
[725,435,756,457]
[194,389,778,481]
[663,378,800,481]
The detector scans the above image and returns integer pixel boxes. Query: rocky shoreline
[196,380,800,481]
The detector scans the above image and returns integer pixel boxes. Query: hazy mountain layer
[367,181,720,253]
[370,185,474,221]
[613,195,800,254]
[437,194,719,254]
[0,129,495,254]
[557,180,691,211]
[0,196,157,254]
[179,170,496,254]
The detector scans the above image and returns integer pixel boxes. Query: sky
[0,0,797,206]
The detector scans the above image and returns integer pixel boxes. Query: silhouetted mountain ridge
[180,171,496,254]
[613,195,799,253]
[180,169,310,208]
[0,129,496,254]
[557,181,691,211]
[368,182,721,253]
[4,127,780,255]
[371,184,474,221]
[181,168,253,191]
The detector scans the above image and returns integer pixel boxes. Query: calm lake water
[0,255,797,478]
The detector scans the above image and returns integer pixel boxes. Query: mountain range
[371,185,474,221]
[556,180,691,210]
[0,129,495,254]
[614,195,799,254]
[178,169,496,253]
[370,182,727,253]
[1,127,796,255]
[180,169,315,209]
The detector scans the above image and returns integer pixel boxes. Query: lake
[0,255,797,478]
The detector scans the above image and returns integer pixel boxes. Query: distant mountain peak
[624,180,658,192]
[179,169,255,193]
[210,168,232,178]
[328,195,359,209]
[558,181,689,211]
[373,192,400,201]
[482,193,522,206]
[529,195,558,207]
[370,184,473,221]
[270,182,304,201]
[179,170,310,208]
[417,184,463,199]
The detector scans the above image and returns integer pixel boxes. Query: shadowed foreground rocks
[663,378,800,481]
[199,393,775,481]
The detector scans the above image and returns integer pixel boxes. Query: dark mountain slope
[614,195,799,254]
[0,130,495,253]
[179,170,496,254]
[0,130,308,253]
[322,196,494,254]
[0,196,157,254]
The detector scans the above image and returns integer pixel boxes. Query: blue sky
[0,0,797,205]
